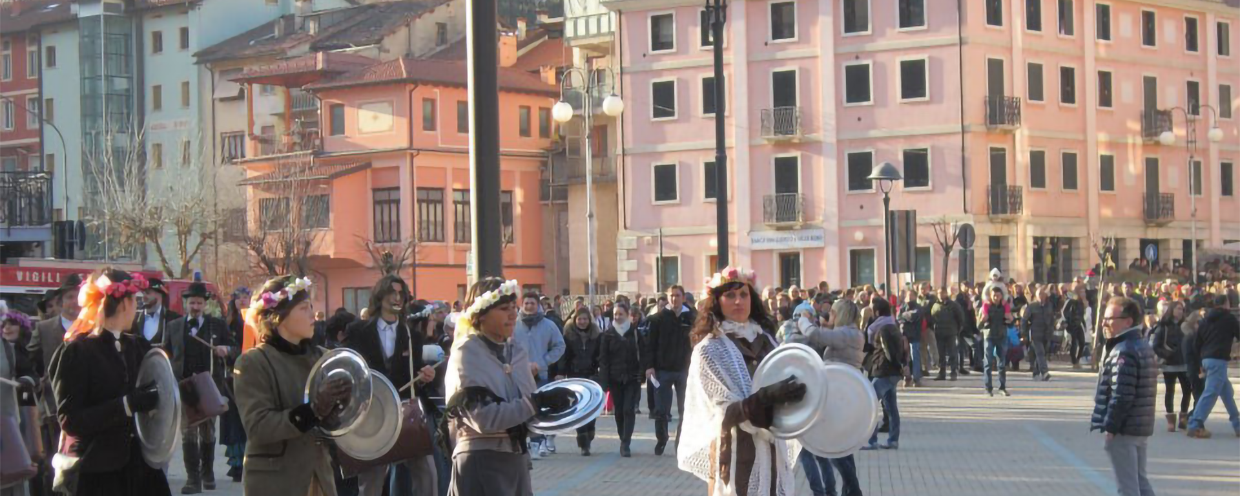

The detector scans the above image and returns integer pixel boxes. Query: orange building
[239,56,559,311]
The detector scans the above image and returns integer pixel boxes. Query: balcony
[763,193,804,225]
[562,86,611,117]
[760,107,802,141]
[1,172,53,241]
[253,129,321,159]
[1143,192,1175,224]
[290,90,318,112]
[984,96,1021,130]
[547,154,615,186]
[987,185,1023,218]
[1141,109,1173,142]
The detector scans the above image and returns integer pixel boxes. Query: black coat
[897,301,925,341]
[560,324,601,379]
[955,293,977,336]
[130,308,181,349]
[643,306,696,373]
[343,317,423,400]
[167,314,235,381]
[865,322,904,378]
[1062,299,1086,333]
[597,327,642,388]
[1194,308,1239,361]
[1151,319,1186,368]
[1091,328,1157,437]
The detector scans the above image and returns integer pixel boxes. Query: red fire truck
[1,258,221,316]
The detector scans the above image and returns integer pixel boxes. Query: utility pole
[466,0,503,278]
[707,0,728,270]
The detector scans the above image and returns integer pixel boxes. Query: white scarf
[614,320,632,336]
[719,319,761,342]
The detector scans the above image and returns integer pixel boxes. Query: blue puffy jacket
[1091,327,1157,436]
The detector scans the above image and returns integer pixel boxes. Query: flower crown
[704,266,756,290]
[460,280,519,324]
[3,311,33,330]
[257,277,312,310]
[93,273,150,299]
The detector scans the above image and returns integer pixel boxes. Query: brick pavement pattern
[174,365,1239,495]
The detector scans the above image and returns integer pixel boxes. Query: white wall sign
[749,228,826,251]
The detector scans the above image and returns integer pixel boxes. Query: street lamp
[868,162,902,297]
[706,0,729,270]
[553,67,623,306]
[1158,105,1223,284]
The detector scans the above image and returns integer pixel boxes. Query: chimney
[275,16,286,38]
[498,31,517,68]
[540,65,556,86]
[536,9,549,24]
[516,17,527,41]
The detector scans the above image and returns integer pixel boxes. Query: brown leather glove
[312,377,352,419]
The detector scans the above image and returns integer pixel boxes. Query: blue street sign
[1144,244,1158,262]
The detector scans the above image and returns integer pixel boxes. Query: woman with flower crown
[232,275,347,496]
[442,277,577,496]
[46,267,171,496]
[678,267,806,496]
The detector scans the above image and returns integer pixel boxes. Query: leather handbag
[180,371,229,426]
[1,415,38,487]
[338,399,434,476]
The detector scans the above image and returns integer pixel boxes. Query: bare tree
[360,237,421,277]
[84,125,223,278]
[930,217,959,289]
[242,153,327,277]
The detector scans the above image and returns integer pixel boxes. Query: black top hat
[147,278,169,298]
[182,282,212,300]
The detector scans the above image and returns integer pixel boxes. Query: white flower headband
[454,280,520,340]
[257,277,312,310]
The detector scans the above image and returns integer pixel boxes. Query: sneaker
[540,445,551,457]
[860,443,879,451]
[986,388,994,397]
[530,442,543,460]
[1000,388,1011,397]
[880,441,899,450]
[1186,428,1212,439]
[546,436,557,454]
[1042,373,1052,382]
[958,369,971,376]
[654,441,666,456]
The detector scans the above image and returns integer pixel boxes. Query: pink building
[607,0,1239,293]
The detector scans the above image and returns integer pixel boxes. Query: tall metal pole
[882,192,892,297]
[467,0,503,278]
[709,0,728,270]
[584,72,597,306]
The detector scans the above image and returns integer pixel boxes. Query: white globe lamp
[1207,127,1224,143]
[552,101,575,124]
[1158,131,1175,146]
[602,94,625,117]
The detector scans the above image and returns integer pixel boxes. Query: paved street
[171,362,1240,496]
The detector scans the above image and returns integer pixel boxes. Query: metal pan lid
[752,343,828,440]
[304,348,373,437]
[528,378,605,435]
[799,363,879,458]
[334,372,401,461]
[135,348,182,467]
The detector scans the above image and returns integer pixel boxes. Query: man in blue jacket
[514,291,566,457]
[1092,297,1157,496]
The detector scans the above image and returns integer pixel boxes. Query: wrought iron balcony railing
[1141,109,1173,141]
[1144,192,1175,223]
[985,96,1022,129]
[987,185,1023,216]
[1,171,53,228]
[760,107,802,139]
[763,193,804,224]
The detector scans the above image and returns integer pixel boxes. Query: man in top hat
[36,287,62,321]
[132,277,181,348]
[26,272,82,494]
[166,282,235,494]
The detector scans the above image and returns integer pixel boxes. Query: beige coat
[233,342,335,496]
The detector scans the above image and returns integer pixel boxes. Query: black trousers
[609,381,641,448]
[1068,328,1087,365]
[1163,372,1192,414]
[936,334,958,375]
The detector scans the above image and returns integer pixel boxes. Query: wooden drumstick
[0,377,20,387]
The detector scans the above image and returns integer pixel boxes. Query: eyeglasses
[1102,316,1131,323]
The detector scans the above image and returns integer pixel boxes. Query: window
[26,96,38,129]
[1141,10,1156,47]
[179,27,190,50]
[898,58,928,102]
[1186,81,1200,116]
[1190,160,1203,196]
[843,62,872,105]
[43,98,53,123]
[1061,151,1078,191]
[899,0,925,29]
[702,76,718,116]
[152,85,162,111]
[1095,4,1111,41]
[538,107,551,138]
[1222,162,1235,197]
[422,98,436,131]
[372,188,400,243]
[849,249,876,287]
[436,22,448,47]
[220,131,245,161]
[656,256,680,291]
[45,46,55,68]
[0,100,12,130]
[1099,154,1115,192]
[500,191,514,243]
[26,44,37,78]
[1097,70,1112,108]
[903,148,929,189]
[0,41,8,80]
[1027,62,1044,102]
[988,236,1004,273]
[181,81,190,108]
[518,106,531,137]
[151,143,163,169]
[1029,150,1047,189]
[329,104,345,136]
[1057,0,1073,36]
[985,0,1002,27]
[650,13,675,52]
[342,288,372,316]
[45,153,55,175]
[1221,85,1233,119]
[843,0,869,34]
[700,10,714,48]
[651,79,677,119]
[1059,66,1076,105]
[653,163,679,203]
[914,246,932,284]
[0,157,13,171]
[773,155,799,195]
[416,188,444,242]
[180,139,192,167]
[152,31,163,54]
[779,252,802,288]
[1185,17,1199,53]
[452,190,471,243]
[1025,0,1041,32]
[259,197,290,231]
[704,160,718,200]
[302,195,329,229]
[770,1,796,41]
[457,101,469,133]
[846,150,873,191]
[1220,22,1232,56]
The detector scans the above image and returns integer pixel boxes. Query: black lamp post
[706,0,728,270]
[868,162,902,297]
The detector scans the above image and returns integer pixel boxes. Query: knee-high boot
[182,439,202,494]
[200,438,217,490]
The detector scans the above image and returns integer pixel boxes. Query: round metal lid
[135,348,182,467]
[334,372,401,461]
[529,378,606,435]
[752,343,828,440]
[304,348,373,437]
[799,363,880,458]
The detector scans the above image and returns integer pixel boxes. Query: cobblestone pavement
[174,363,1239,496]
